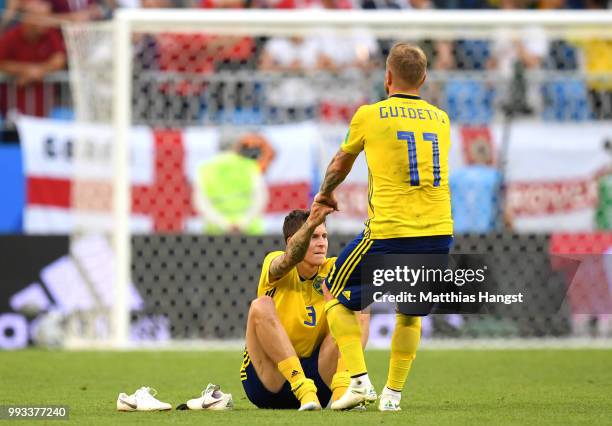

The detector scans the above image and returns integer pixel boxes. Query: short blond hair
[386,43,427,89]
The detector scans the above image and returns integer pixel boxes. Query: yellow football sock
[331,370,350,402]
[331,356,350,402]
[278,356,305,384]
[278,356,318,405]
[291,378,319,406]
[386,313,421,392]
[325,300,367,377]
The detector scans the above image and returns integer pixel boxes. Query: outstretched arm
[268,203,333,282]
[315,149,359,211]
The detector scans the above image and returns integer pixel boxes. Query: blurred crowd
[0,0,610,123]
[0,0,609,238]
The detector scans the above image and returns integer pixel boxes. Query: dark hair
[282,209,310,243]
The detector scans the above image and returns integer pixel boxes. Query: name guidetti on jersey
[370,265,525,306]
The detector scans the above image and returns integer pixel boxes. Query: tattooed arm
[268,203,333,282]
[314,148,359,211]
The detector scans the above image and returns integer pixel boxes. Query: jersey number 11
[397,131,441,187]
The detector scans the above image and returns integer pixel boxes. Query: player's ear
[385,68,392,87]
[419,71,427,87]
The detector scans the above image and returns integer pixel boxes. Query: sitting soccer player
[240,206,369,411]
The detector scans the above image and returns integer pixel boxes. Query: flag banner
[18,117,610,234]
[18,117,319,234]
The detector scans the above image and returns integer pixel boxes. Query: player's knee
[249,296,276,322]
[396,313,421,329]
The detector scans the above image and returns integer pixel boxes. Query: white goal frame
[110,9,612,348]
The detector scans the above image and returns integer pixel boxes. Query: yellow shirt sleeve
[340,105,368,155]
[257,251,285,296]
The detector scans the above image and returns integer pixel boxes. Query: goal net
[61,10,612,349]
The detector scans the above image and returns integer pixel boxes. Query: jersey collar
[298,271,319,282]
[390,94,421,100]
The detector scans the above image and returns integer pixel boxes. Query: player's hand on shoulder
[308,201,335,227]
[314,192,339,212]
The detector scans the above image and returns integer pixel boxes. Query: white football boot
[117,387,172,411]
[350,403,367,412]
[378,387,402,412]
[330,378,377,411]
[326,398,365,411]
[116,392,137,412]
[298,401,322,411]
[185,384,233,411]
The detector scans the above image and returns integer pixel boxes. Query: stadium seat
[541,79,592,122]
[445,80,495,125]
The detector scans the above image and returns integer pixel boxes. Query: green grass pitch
[1,349,611,425]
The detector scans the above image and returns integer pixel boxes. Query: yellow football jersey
[257,251,336,358]
[341,94,453,239]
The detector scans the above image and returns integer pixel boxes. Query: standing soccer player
[313,43,453,411]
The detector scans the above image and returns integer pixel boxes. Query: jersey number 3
[304,306,316,327]
[397,131,441,187]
